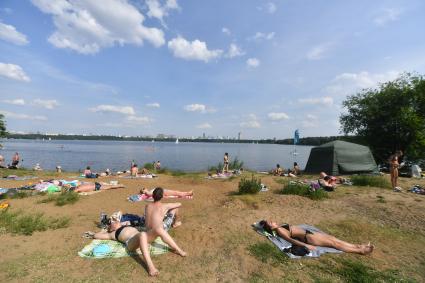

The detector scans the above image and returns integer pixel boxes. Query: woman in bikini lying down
[140,187,193,197]
[259,220,374,255]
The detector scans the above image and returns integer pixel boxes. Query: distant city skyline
[1,0,425,139]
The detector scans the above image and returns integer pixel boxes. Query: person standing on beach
[389,150,403,191]
[223,152,229,173]
[0,154,5,168]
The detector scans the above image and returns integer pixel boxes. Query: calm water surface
[0,139,312,172]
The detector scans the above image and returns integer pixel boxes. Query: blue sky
[0,0,424,139]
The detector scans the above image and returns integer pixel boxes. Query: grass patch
[351,175,391,188]
[248,242,288,266]
[281,181,328,200]
[0,210,70,235]
[38,191,79,206]
[170,170,187,176]
[320,258,413,283]
[238,174,261,194]
[376,195,386,203]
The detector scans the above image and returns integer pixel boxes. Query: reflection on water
[0,139,312,172]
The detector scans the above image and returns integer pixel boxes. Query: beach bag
[284,245,310,256]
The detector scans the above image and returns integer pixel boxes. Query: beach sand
[0,172,424,282]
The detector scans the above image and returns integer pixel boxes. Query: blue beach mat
[252,221,343,259]
[78,237,169,259]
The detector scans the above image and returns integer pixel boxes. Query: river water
[0,139,312,172]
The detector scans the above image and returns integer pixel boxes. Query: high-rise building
[203,132,206,139]
[238,132,241,140]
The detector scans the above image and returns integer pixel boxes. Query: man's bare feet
[148,268,159,277]
[172,221,182,228]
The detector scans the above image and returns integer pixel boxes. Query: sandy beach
[0,171,424,282]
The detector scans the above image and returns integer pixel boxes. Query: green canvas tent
[304,140,377,175]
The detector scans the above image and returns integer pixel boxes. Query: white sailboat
[175,138,179,144]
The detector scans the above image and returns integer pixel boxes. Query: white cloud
[184,104,216,113]
[0,110,47,121]
[30,0,165,54]
[222,27,231,35]
[246,58,260,68]
[240,114,260,128]
[126,115,152,125]
[197,123,212,129]
[146,102,160,108]
[266,2,277,14]
[258,2,277,14]
[2,99,25,105]
[0,21,29,45]
[374,8,401,26]
[89,104,135,115]
[168,36,223,62]
[306,42,333,60]
[326,70,399,95]
[184,104,205,112]
[306,114,317,120]
[248,32,275,41]
[225,43,245,58]
[146,0,179,23]
[298,96,334,107]
[32,99,59,109]
[268,112,289,121]
[0,62,30,82]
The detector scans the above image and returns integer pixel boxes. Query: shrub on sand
[351,175,391,188]
[281,181,328,200]
[0,210,70,235]
[143,162,155,170]
[238,175,261,194]
[39,191,79,206]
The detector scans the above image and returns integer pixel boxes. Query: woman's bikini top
[114,225,129,243]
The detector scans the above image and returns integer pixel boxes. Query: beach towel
[252,221,343,259]
[128,193,193,202]
[78,237,169,259]
[205,172,234,179]
[120,174,157,179]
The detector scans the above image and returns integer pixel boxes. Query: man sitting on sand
[143,187,187,276]
[273,164,284,176]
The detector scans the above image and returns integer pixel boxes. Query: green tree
[340,73,425,162]
[0,114,6,137]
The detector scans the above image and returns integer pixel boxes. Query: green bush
[0,210,70,235]
[39,191,79,206]
[281,182,328,200]
[143,162,155,170]
[238,175,261,194]
[351,175,391,188]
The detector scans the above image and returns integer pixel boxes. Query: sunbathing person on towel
[140,187,193,197]
[259,220,374,255]
[72,182,125,192]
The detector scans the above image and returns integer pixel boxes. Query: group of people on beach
[0,152,20,169]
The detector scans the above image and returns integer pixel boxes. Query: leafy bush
[39,191,79,206]
[238,175,261,194]
[248,242,288,266]
[143,162,155,170]
[281,181,328,200]
[0,210,70,235]
[351,175,391,188]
